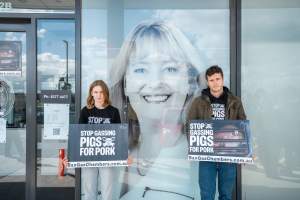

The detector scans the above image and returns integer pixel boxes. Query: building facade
[0,0,299,200]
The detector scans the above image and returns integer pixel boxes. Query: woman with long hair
[80,80,121,200]
[110,21,205,200]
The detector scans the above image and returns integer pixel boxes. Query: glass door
[0,24,28,200]
[0,19,76,200]
[36,19,75,200]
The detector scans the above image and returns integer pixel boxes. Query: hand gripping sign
[188,120,253,164]
[67,123,128,168]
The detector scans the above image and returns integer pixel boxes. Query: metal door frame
[0,21,36,200]
[0,12,76,199]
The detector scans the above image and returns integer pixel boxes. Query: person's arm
[187,98,199,121]
[237,100,247,120]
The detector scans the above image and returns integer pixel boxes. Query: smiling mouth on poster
[0,79,15,143]
[41,90,71,140]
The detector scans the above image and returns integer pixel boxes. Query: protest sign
[188,120,253,164]
[68,123,128,168]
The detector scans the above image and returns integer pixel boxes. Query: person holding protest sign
[79,80,121,200]
[188,65,246,200]
[110,20,205,199]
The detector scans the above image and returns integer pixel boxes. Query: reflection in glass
[242,5,300,200]
[36,20,75,191]
[0,31,26,200]
[142,186,194,199]
[82,1,230,200]
[81,7,108,107]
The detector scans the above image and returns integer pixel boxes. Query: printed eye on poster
[41,90,71,140]
[188,120,253,164]
[0,41,22,77]
[67,124,128,168]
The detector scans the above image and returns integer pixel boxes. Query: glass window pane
[82,1,230,200]
[0,31,26,200]
[241,2,300,200]
[36,19,75,196]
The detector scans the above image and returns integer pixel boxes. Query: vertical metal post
[230,0,242,200]
[63,40,69,84]
[26,17,37,200]
[75,0,82,200]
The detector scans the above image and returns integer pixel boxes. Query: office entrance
[0,21,29,200]
[0,15,76,200]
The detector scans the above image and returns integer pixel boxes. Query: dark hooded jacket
[187,87,246,121]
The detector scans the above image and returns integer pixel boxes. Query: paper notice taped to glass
[43,103,69,140]
[0,118,6,143]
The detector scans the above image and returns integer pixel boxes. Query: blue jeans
[198,162,236,200]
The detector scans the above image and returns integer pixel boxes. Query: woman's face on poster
[125,42,190,121]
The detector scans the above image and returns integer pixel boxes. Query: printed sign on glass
[0,79,15,118]
[0,118,6,143]
[42,90,71,140]
[0,41,22,76]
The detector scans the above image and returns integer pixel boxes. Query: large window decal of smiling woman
[110,21,205,200]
